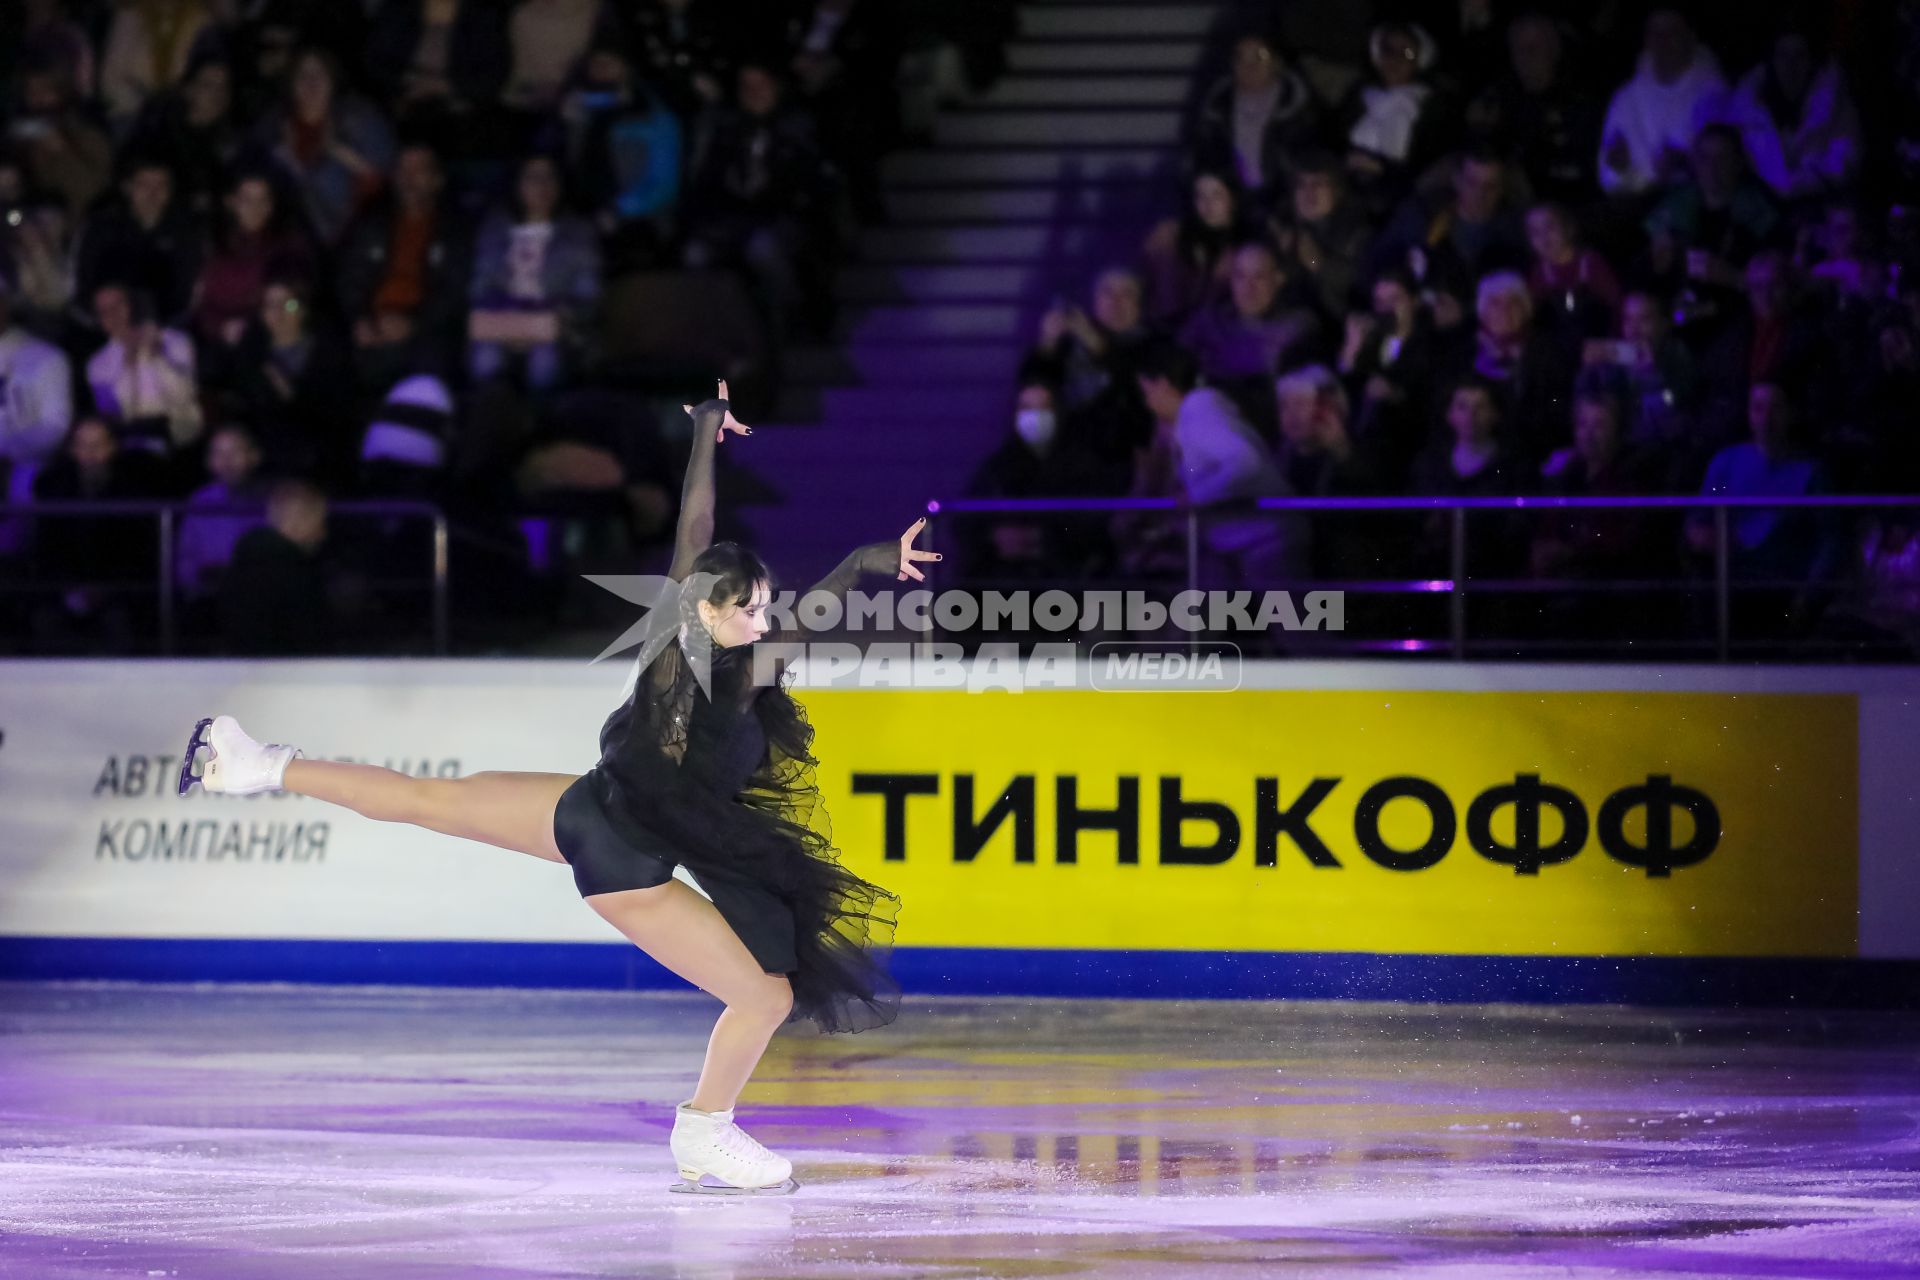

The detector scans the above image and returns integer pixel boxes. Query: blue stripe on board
[1,938,1915,1009]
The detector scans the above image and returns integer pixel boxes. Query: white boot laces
[717,1119,772,1165]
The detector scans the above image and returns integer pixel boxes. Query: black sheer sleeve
[668,399,729,581]
[764,540,902,646]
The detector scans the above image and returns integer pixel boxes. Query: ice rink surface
[2,983,1918,1279]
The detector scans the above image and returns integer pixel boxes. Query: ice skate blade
[668,1172,800,1197]
[177,718,213,796]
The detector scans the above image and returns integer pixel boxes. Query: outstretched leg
[585,879,794,1113]
[283,759,578,864]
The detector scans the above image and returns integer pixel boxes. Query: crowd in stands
[971,2,1920,653]
[0,0,935,653]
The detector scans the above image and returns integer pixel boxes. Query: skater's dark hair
[691,541,772,608]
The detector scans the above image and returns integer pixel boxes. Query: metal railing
[0,500,449,656]
[922,494,1920,661]
[6,493,1914,661]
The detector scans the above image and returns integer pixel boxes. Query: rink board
[0,659,1914,1006]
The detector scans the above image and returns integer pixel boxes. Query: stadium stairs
[731,1,1224,584]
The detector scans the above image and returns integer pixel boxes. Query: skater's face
[700,578,774,647]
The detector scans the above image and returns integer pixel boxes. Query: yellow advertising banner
[802,690,1858,958]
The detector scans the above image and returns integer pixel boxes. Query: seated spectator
[227,4,372,115]
[220,477,337,654]
[85,281,204,462]
[1722,24,1861,204]
[1854,305,1920,493]
[177,422,269,600]
[1127,342,1300,587]
[363,0,510,160]
[1464,12,1601,205]
[1368,148,1528,308]
[15,0,97,102]
[1411,377,1514,498]
[1693,251,1825,436]
[191,169,316,362]
[1339,21,1445,207]
[126,50,241,215]
[1270,151,1373,320]
[223,276,356,483]
[100,0,215,128]
[1337,267,1443,481]
[1408,377,1520,578]
[0,274,75,556]
[502,0,610,114]
[1176,240,1322,439]
[1598,7,1727,199]
[339,142,472,388]
[254,47,397,246]
[1819,515,1920,656]
[1191,33,1320,213]
[1686,381,1831,584]
[1646,124,1781,307]
[1579,290,1703,482]
[559,44,685,270]
[962,379,1117,581]
[1526,202,1622,353]
[781,0,904,223]
[28,416,166,652]
[1454,270,1577,472]
[467,153,603,393]
[1528,389,1667,639]
[1140,169,1255,324]
[0,173,73,341]
[682,63,833,335]
[1275,363,1390,497]
[72,153,204,325]
[1694,380,1848,640]
[628,0,731,119]
[1023,265,1152,442]
[1274,363,1394,581]
[12,57,113,219]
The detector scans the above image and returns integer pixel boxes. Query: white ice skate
[177,715,303,797]
[667,1100,799,1195]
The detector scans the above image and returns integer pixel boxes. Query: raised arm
[668,380,751,581]
[767,518,940,644]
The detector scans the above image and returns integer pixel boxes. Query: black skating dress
[552,399,903,1035]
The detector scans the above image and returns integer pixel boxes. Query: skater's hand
[684,378,753,442]
[895,516,940,581]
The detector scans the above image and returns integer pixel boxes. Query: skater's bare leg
[585,880,793,1113]
[282,760,577,863]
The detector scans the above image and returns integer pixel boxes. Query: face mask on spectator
[1015,408,1057,449]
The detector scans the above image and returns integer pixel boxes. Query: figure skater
[175,383,939,1195]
